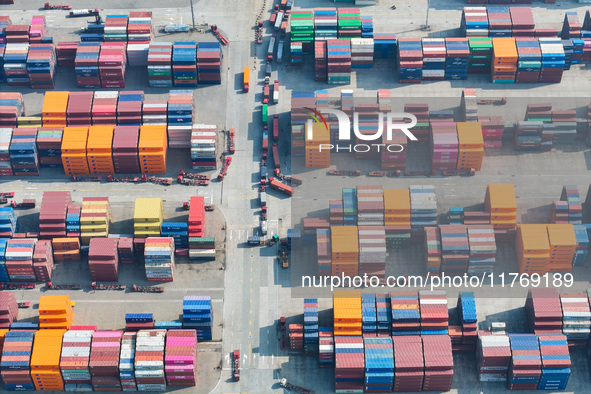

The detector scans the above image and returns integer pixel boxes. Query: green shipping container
[262,104,268,124]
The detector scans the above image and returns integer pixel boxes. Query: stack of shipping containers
[476,332,511,383]
[333,290,361,335]
[303,299,319,353]
[538,334,571,390]
[196,42,221,85]
[86,126,115,174]
[168,90,194,149]
[430,121,459,171]
[410,185,437,239]
[421,335,454,391]
[33,240,53,282]
[393,335,424,392]
[92,91,118,125]
[5,239,37,282]
[419,290,449,335]
[439,225,469,276]
[9,127,39,176]
[99,42,127,88]
[484,184,517,242]
[356,186,384,226]
[384,189,411,248]
[391,291,420,335]
[422,38,446,81]
[30,329,65,391]
[90,331,123,391]
[38,295,73,329]
[133,198,163,238]
[364,337,394,392]
[508,334,542,390]
[425,227,442,276]
[88,237,119,282]
[491,37,517,83]
[0,292,17,327]
[113,125,140,173]
[182,295,213,341]
[467,225,496,275]
[0,330,35,391]
[39,191,71,239]
[358,226,386,278]
[135,330,166,391]
[525,288,563,334]
[81,196,110,243]
[172,42,197,88]
[304,121,330,168]
[147,42,173,88]
[119,331,137,391]
[138,125,167,174]
[60,330,93,392]
[61,126,89,175]
[398,38,423,83]
[144,237,175,282]
[165,330,198,387]
[190,124,217,169]
[456,122,484,170]
[117,91,143,126]
[516,224,550,274]
[52,237,80,262]
[75,43,101,88]
[559,292,591,343]
[334,336,364,392]
[316,228,331,277]
[330,226,358,277]
[66,91,93,125]
[103,15,128,42]
[326,39,351,85]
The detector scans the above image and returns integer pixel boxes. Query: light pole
[190,0,196,30]
[422,0,431,31]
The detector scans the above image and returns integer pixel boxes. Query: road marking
[250,309,252,315]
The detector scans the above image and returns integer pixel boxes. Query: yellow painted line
[250,309,252,315]
[250,277,253,282]
[250,288,253,293]
[251,267,253,272]
[249,320,252,326]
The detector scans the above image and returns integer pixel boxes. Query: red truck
[270,5,279,25]
[263,83,270,104]
[268,177,293,197]
[228,128,235,155]
[232,350,240,381]
[272,143,280,170]
[272,115,279,141]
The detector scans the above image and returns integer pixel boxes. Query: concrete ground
[2,0,591,393]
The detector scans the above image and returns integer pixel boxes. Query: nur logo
[304,108,419,153]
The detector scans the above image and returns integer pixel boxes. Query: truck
[277,40,284,63]
[274,12,284,31]
[272,143,280,168]
[243,66,249,92]
[262,128,269,155]
[272,115,279,141]
[248,234,279,246]
[232,350,240,382]
[69,9,99,17]
[279,239,289,268]
[280,21,287,36]
[267,35,276,63]
[260,191,267,212]
[273,80,279,104]
[256,21,263,44]
[279,379,314,394]
[217,157,232,181]
[270,5,280,24]
[260,220,268,236]
[262,104,268,124]
[263,83,270,104]
[228,128,235,154]
[268,177,294,197]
